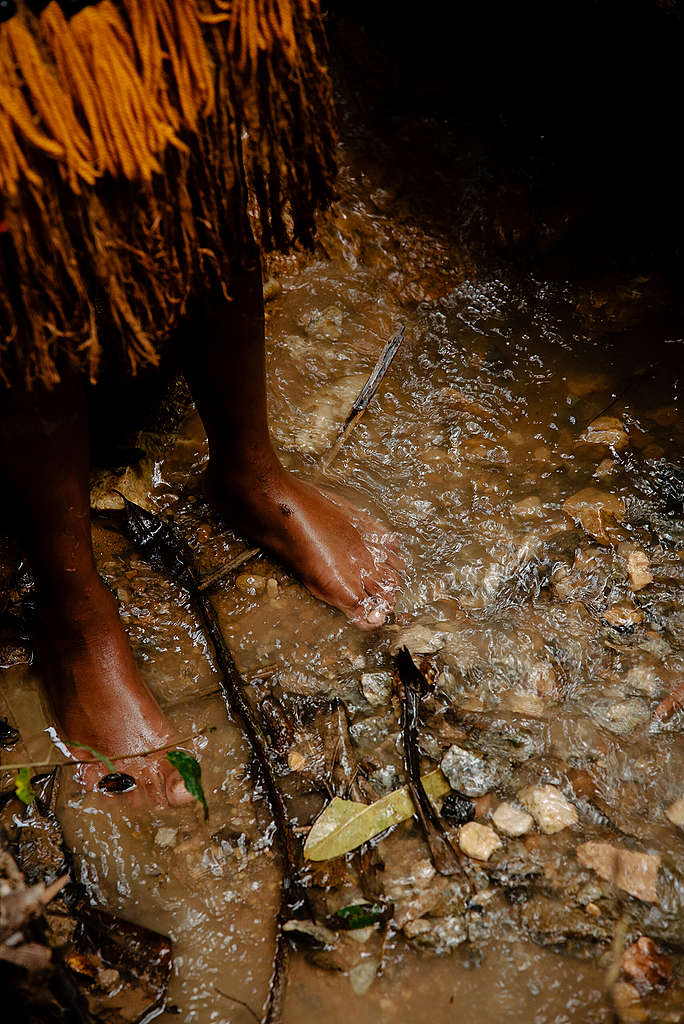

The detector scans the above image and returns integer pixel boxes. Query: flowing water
[2,70,684,1024]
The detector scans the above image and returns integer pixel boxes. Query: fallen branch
[395,647,464,877]
[0,728,213,774]
[118,496,303,1024]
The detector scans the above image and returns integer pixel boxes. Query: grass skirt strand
[0,0,337,387]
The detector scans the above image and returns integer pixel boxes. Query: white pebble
[458,822,502,861]
[518,784,578,834]
[154,827,178,848]
[492,802,534,837]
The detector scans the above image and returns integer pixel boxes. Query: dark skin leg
[0,378,191,805]
[180,264,403,628]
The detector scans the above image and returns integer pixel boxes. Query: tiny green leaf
[335,903,384,929]
[15,767,36,805]
[71,742,116,774]
[166,750,208,820]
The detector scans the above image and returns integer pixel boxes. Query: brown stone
[621,936,673,995]
[562,487,625,545]
[576,842,660,903]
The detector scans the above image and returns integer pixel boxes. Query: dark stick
[319,325,406,471]
[395,648,464,876]
[116,496,303,1023]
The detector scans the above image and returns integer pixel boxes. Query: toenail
[99,772,137,793]
[366,606,387,625]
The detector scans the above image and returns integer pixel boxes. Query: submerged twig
[0,728,212,773]
[395,647,463,877]
[117,497,302,1024]
[319,325,405,472]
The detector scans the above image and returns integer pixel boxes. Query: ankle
[207,449,285,500]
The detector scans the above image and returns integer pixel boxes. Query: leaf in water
[15,767,36,805]
[304,768,450,861]
[71,742,116,774]
[166,750,208,820]
[335,903,385,929]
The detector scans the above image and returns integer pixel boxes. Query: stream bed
[2,47,684,1024]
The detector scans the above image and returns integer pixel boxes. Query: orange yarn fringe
[0,0,336,387]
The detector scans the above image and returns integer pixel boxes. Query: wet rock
[441,792,475,826]
[520,897,614,945]
[665,798,684,829]
[348,958,379,995]
[594,457,616,480]
[578,416,629,450]
[388,623,445,658]
[154,828,178,849]
[411,915,467,954]
[525,661,558,698]
[576,842,660,903]
[618,543,653,592]
[492,802,534,838]
[590,697,649,736]
[562,487,625,545]
[621,936,673,995]
[266,578,279,599]
[235,573,267,595]
[440,746,502,797]
[602,600,645,630]
[403,917,431,939]
[360,671,392,706]
[512,496,543,518]
[262,277,282,302]
[610,981,647,1022]
[458,822,502,861]
[283,919,337,949]
[518,784,578,834]
[305,305,344,341]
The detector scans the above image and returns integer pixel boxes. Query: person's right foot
[36,576,192,807]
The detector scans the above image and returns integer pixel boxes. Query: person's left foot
[207,462,404,628]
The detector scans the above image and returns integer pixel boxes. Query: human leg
[0,376,191,805]
[178,264,403,629]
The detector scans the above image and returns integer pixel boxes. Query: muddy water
[3,132,684,1021]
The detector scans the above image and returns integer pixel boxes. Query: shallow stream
[2,89,684,1024]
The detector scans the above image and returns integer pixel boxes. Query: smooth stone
[458,822,502,861]
[666,797,684,829]
[440,745,501,797]
[562,487,625,545]
[602,601,645,629]
[492,802,534,838]
[236,573,267,595]
[590,697,650,736]
[512,496,543,518]
[578,415,629,450]
[576,842,660,904]
[618,542,654,591]
[389,623,445,657]
[154,827,178,849]
[360,671,393,706]
[518,784,579,834]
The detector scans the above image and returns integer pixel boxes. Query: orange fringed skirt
[0,0,337,388]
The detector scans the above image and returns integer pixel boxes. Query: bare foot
[208,464,404,628]
[36,577,193,807]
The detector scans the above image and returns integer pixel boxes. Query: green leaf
[70,742,116,774]
[303,768,450,861]
[15,767,36,805]
[166,750,208,820]
[335,903,384,929]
